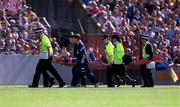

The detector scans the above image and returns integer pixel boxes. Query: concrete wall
[0,54,72,85]
[0,55,179,85]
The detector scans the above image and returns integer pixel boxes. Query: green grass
[0,85,180,107]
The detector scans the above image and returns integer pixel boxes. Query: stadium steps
[27,0,102,35]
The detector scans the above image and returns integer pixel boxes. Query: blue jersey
[73,44,78,57]
[73,41,88,65]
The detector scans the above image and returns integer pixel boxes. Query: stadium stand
[0,0,179,65]
[82,0,179,64]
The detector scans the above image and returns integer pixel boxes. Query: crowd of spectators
[84,0,179,64]
[0,0,179,65]
[0,0,60,55]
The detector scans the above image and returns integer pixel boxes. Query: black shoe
[81,85,87,88]
[108,85,115,88]
[117,82,122,87]
[117,83,120,87]
[147,85,154,87]
[44,85,51,88]
[49,78,55,87]
[132,79,136,88]
[28,85,38,88]
[141,85,148,88]
[67,85,81,88]
[117,79,124,87]
[59,82,65,88]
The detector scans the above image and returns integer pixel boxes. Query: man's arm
[47,46,51,58]
[45,36,51,59]
[71,45,85,65]
[76,46,86,65]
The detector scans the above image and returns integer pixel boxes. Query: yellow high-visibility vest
[113,42,124,64]
[142,41,151,59]
[39,34,53,55]
[105,41,114,64]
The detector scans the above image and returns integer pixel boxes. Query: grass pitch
[0,85,179,107]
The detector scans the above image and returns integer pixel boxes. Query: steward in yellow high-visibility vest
[112,35,136,87]
[39,34,53,59]
[29,28,65,88]
[142,41,153,59]
[113,41,124,65]
[102,35,115,87]
[102,35,114,64]
[140,35,154,88]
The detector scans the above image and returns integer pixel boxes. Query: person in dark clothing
[102,35,124,87]
[127,3,136,24]
[72,34,99,87]
[29,28,65,88]
[106,0,115,11]
[140,35,154,87]
[144,0,156,14]
[69,34,86,87]
[111,35,136,88]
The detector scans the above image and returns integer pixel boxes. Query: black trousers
[107,64,135,87]
[140,64,154,86]
[72,64,98,86]
[71,66,86,86]
[31,57,65,86]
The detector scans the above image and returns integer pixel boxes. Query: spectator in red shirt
[87,1,99,15]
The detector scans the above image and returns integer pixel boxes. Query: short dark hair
[70,35,74,38]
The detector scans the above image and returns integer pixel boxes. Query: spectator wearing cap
[71,34,99,87]
[9,20,16,27]
[29,28,65,88]
[140,35,154,87]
